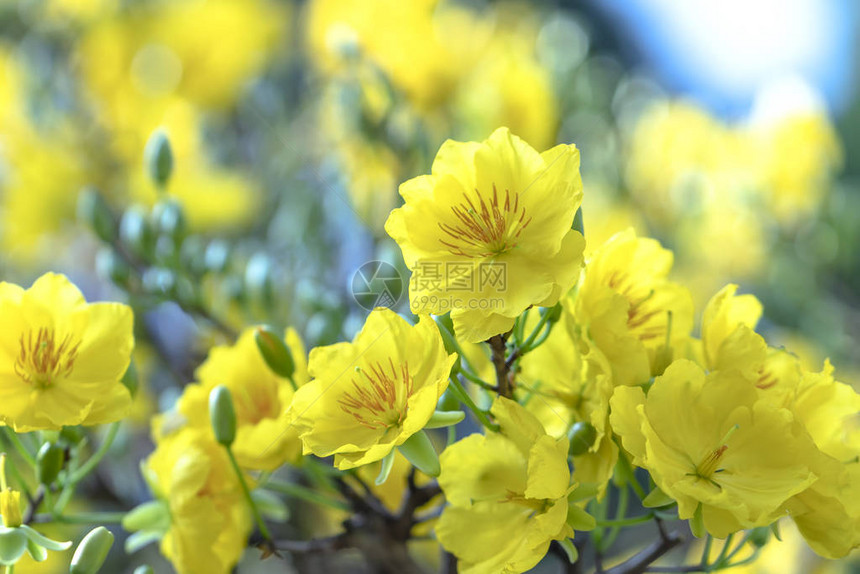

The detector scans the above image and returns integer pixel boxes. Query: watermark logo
[351,261,404,311]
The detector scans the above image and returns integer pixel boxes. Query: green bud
[541,303,563,324]
[143,129,173,189]
[59,426,85,446]
[134,567,154,574]
[748,526,771,548]
[119,207,154,260]
[396,430,440,477]
[567,421,597,456]
[77,187,116,243]
[95,249,131,288]
[254,326,295,379]
[151,199,186,244]
[209,386,236,447]
[179,236,206,276]
[204,240,230,273]
[141,267,176,296]
[244,253,273,306]
[35,442,65,486]
[70,527,114,574]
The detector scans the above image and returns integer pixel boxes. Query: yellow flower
[289,308,456,469]
[610,360,820,538]
[170,327,309,471]
[575,229,693,386]
[518,306,617,495]
[783,361,860,558]
[701,284,766,375]
[386,127,585,343]
[436,397,575,574]
[141,427,251,574]
[305,0,473,112]
[0,273,134,431]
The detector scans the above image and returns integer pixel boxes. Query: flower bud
[0,527,27,564]
[396,430,440,477]
[748,526,771,547]
[254,326,295,379]
[77,187,116,243]
[151,199,186,244]
[119,207,155,260]
[567,421,597,456]
[541,303,563,324]
[95,249,131,288]
[209,386,237,447]
[70,526,114,574]
[244,253,273,306]
[425,410,465,429]
[141,267,176,297]
[134,566,154,574]
[36,442,65,486]
[144,129,173,189]
[204,240,230,273]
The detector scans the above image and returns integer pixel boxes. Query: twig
[488,334,513,398]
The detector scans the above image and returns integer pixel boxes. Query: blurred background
[0,0,857,571]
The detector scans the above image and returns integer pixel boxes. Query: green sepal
[642,486,675,508]
[770,521,782,541]
[122,501,170,533]
[0,527,27,565]
[566,502,596,531]
[26,538,47,562]
[397,430,440,477]
[690,503,705,538]
[558,538,578,563]
[124,531,161,554]
[375,451,396,485]
[19,525,72,552]
[425,410,465,429]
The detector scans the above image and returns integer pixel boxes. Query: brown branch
[604,523,683,574]
[488,333,513,398]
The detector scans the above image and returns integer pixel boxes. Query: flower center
[438,185,531,258]
[606,271,664,342]
[338,359,413,430]
[756,367,778,390]
[689,424,738,484]
[14,327,80,389]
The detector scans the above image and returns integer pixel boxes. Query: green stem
[602,484,629,551]
[264,479,350,512]
[713,533,734,567]
[700,534,713,569]
[434,318,481,377]
[594,513,653,527]
[724,546,761,569]
[55,423,120,515]
[520,306,555,351]
[457,367,495,391]
[53,511,127,524]
[448,377,499,432]
[2,429,35,467]
[720,532,751,565]
[70,422,121,483]
[226,447,271,541]
[3,455,32,500]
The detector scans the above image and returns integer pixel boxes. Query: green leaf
[567,503,596,531]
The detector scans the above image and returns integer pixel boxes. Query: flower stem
[54,422,121,515]
[226,446,271,541]
[264,479,351,512]
[2,429,36,467]
[448,376,499,432]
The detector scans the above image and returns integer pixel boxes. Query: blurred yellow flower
[386,127,585,343]
[142,427,251,574]
[173,326,309,471]
[436,397,575,574]
[289,308,456,469]
[0,273,133,431]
